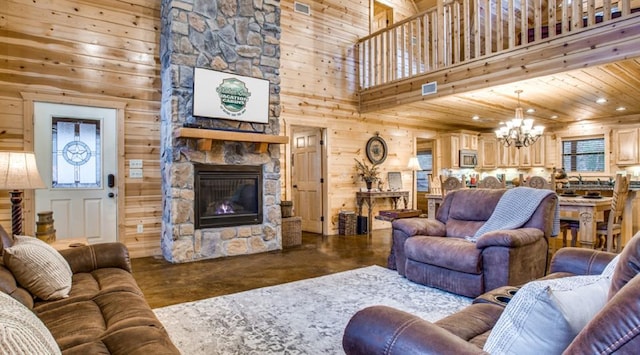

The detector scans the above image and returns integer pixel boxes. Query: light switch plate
[130,168,143,178]
[129,159,143,168]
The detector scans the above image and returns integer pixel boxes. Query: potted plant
[354,158,380,191]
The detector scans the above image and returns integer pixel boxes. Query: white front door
[34,102,118,243]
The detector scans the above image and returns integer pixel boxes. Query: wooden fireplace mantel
[175,127,289,153]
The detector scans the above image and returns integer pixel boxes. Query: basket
[281,201,294,218]
[338,211,357,235]
[282,216,302,247]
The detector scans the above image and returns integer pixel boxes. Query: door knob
[108,192,115,198]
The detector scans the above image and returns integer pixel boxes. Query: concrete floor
[132,230,392,308]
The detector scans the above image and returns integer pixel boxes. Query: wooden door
[33,102,118,243]
[372,2,393,32]
[292,127,323,233]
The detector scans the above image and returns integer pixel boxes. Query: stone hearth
[159,0,282,263]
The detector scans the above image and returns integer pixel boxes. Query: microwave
[459,149,478,168]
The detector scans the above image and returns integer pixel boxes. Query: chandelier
[495,90,544,148]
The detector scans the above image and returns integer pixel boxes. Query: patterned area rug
[154,265,472,354]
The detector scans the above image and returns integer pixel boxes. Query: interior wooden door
[292,127,323,234]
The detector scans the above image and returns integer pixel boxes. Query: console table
[356,191,409,236]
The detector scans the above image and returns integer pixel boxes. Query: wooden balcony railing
[357,0,638,90]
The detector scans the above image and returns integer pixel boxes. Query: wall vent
[422,82,437,96]
[294,2,311,15]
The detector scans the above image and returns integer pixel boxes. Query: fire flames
[215,201,235,214]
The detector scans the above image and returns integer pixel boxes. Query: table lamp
[0,151,45,236]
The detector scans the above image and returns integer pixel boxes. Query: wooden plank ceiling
[366,57,640,132]
[383,1,640,132]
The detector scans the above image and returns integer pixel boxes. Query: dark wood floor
[132,230,392,308]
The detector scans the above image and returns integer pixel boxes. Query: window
[415,151,433,192]
[562,137,605,172]
[52,117,101,188]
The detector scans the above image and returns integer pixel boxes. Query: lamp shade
[407,157,421,171]
[0,151,45,190]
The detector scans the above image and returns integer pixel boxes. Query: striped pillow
[0,290,61,354]
[3,236,72,300]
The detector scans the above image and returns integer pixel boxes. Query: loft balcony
[356,0,640,113]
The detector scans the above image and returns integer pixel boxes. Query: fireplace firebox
[194,164,263,229]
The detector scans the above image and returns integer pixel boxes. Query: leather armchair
[343,243,630,355]
[391,188,557,297]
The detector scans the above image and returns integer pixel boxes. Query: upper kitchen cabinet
[438,130,479,168]
[519,136,546,167]
[615,128,639,165]
[438,132,460,168]
[460,131,479,150]
[479,134,498,169]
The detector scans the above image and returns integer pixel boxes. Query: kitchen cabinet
[498,144,520,167]
[615,128,639,165]
[479,134,498,169]
[460,131,478,150]
[530,135,546,166]
[438,130,480,168]
[519,136,546,167]
[439,133,460,168]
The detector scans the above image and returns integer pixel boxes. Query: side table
[50,237,89,251]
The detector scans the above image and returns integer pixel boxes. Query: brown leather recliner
[390,188,557,298]
[343,233,640,354]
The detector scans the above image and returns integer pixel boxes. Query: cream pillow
[483,275,610,355]
[0,291,61,354]
[3,236,72,300]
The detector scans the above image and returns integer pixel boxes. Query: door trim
[286,123,328,235]
[21,92,126,239]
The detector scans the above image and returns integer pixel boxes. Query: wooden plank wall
[0,0,162,257]
[0,0,435,252]
[280,0,438,234]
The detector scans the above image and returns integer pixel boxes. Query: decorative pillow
[483,275,610,354]
[0,291,61,354]
[3,236,72,300]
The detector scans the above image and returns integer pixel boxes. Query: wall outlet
[130,168,143,178]
[129,159,143,168]
[137,224,144,233]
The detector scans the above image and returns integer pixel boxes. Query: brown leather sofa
[0,226,179,354]
[390,188,557,297]
[343,233,640,354]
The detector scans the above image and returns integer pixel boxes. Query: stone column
[159,0,282,263]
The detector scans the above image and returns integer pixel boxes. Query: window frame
[556,132,610,176]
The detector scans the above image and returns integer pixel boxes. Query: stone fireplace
[159,0,282,263]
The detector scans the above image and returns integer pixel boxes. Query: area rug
[154,265,472,354]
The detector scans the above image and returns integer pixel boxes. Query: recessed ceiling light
[596,98,607,104]
[472,115,480,120]
[616,107,626,111]
[526,108,535,113]
[551,115,558,119]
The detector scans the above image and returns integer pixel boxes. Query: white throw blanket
[472,187,560,240]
